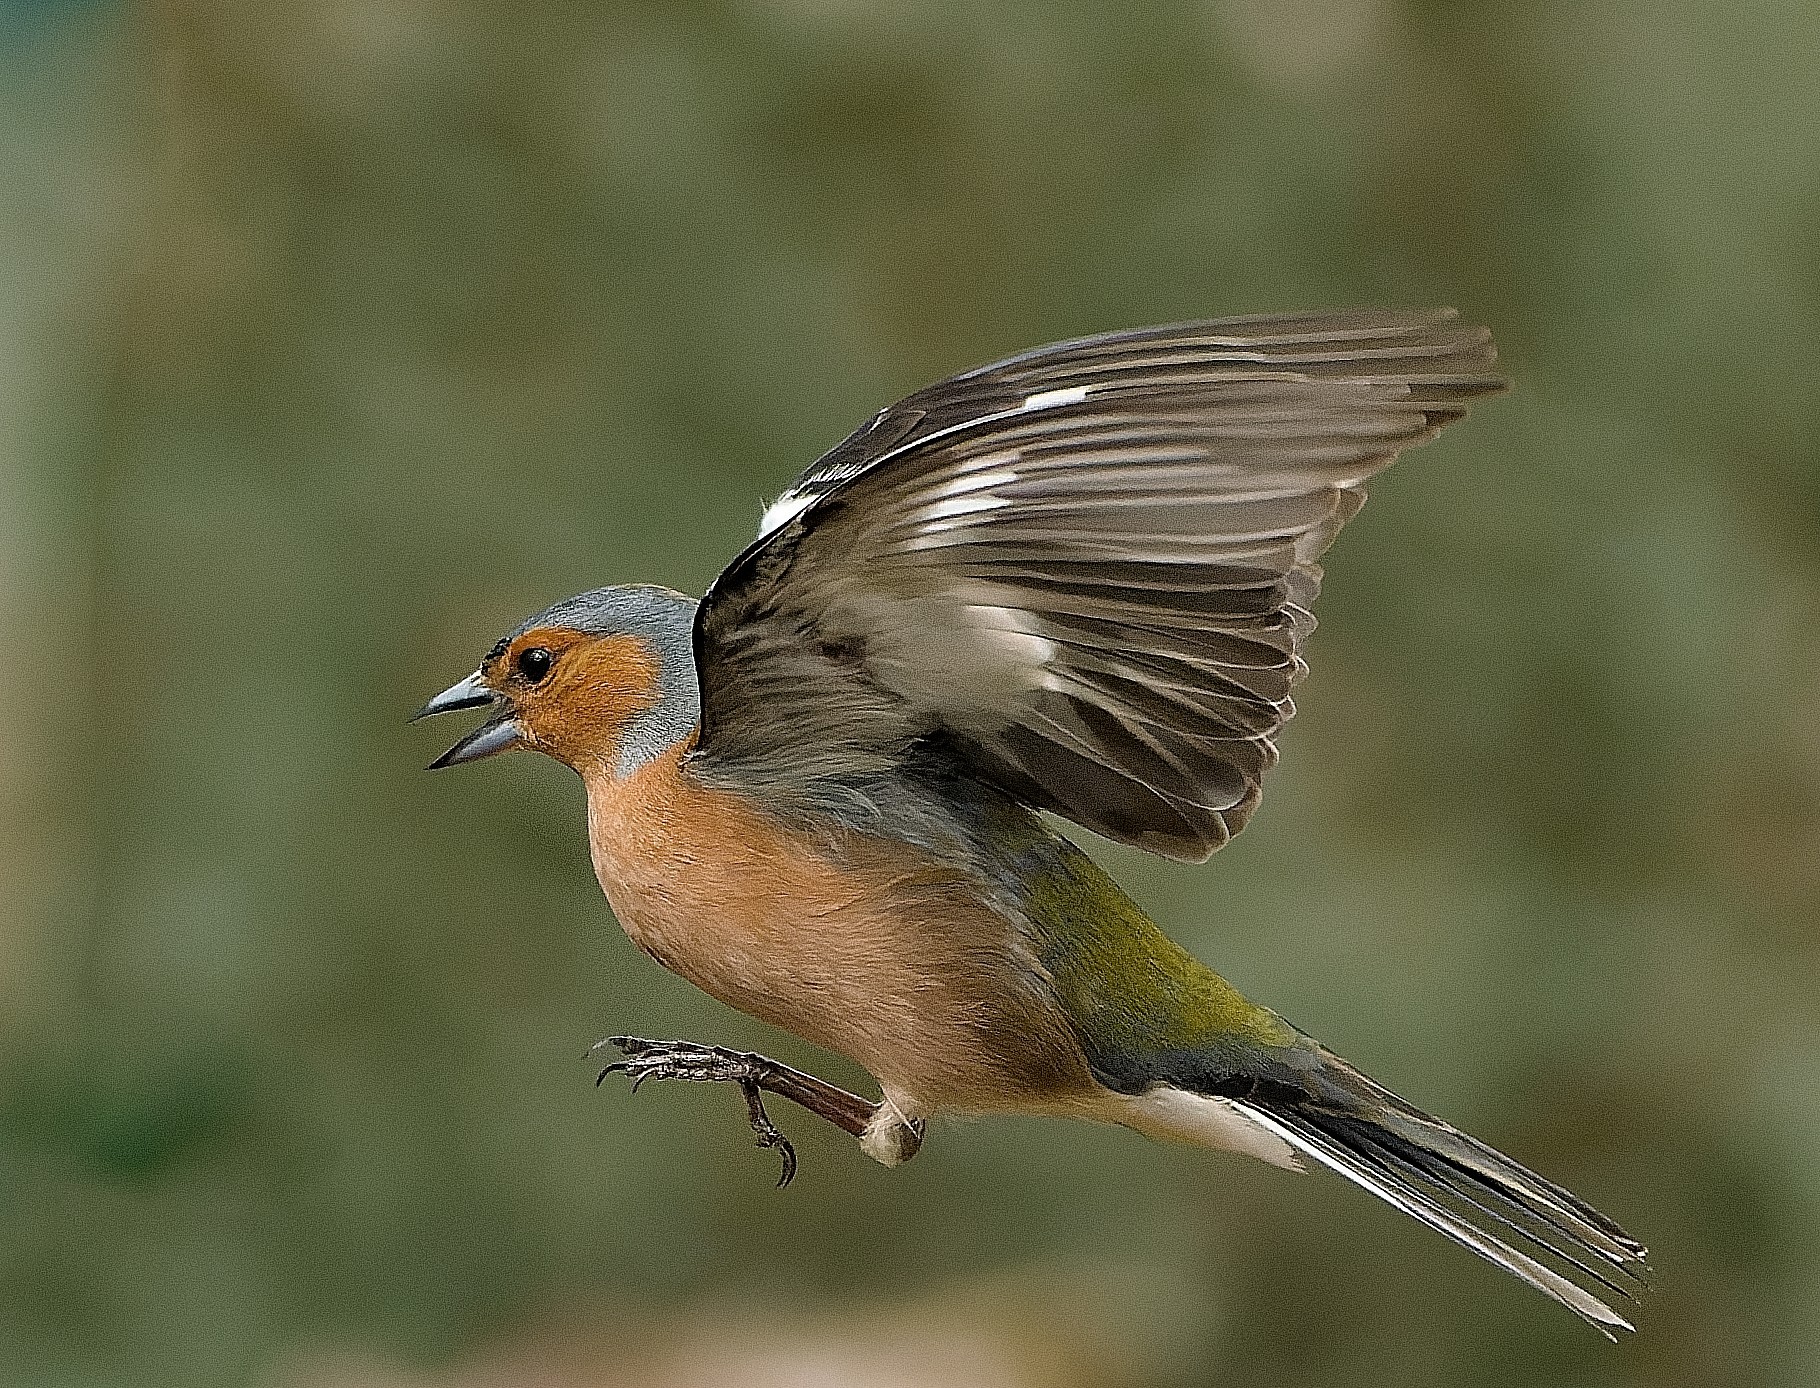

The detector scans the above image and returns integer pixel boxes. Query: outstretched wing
[693,310,1504,861]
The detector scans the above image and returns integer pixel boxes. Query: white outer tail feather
[1229,1100,1637,1337]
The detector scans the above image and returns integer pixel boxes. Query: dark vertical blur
[2,2,1816,1385]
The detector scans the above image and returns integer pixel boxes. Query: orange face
[481,626,664,771]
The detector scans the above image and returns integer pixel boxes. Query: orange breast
[580,742,1092,1115]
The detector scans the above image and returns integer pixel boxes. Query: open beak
[414,671,526,768]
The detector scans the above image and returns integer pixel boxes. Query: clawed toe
[737,1078,799,1187]
[590,1034,893,1182]
[593,1035,799,1184]
[593,1036,759,1087]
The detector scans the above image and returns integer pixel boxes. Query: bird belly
[582,746,1095,1117]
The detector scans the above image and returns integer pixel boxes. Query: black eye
[516,646,553,683]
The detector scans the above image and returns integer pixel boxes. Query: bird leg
[593,1035,921,1185]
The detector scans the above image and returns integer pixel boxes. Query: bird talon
[594,1036,806,1185]
[738,1077,797,1187]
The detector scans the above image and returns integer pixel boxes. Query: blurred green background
[3,2,1817,1385]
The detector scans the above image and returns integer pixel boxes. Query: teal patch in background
[0,0,111,38]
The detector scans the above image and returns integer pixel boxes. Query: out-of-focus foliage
[2,3,1816,1385]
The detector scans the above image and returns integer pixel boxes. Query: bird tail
[1114,1035,1649,1335]
[1198,1046,1650,1336]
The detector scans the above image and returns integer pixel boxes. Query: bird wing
[692,309,1504,861]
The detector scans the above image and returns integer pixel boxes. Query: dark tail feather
[1219,1060,1648,1336]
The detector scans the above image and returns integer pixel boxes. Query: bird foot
[593,1035,884,1186]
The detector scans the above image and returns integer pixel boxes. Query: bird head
[416,585,701,777]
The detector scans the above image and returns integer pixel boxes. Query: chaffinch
[418,310,1645,1333]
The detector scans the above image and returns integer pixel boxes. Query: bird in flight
[417,309,1646,1334]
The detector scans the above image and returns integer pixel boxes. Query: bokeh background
[4,2,1817,1385]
